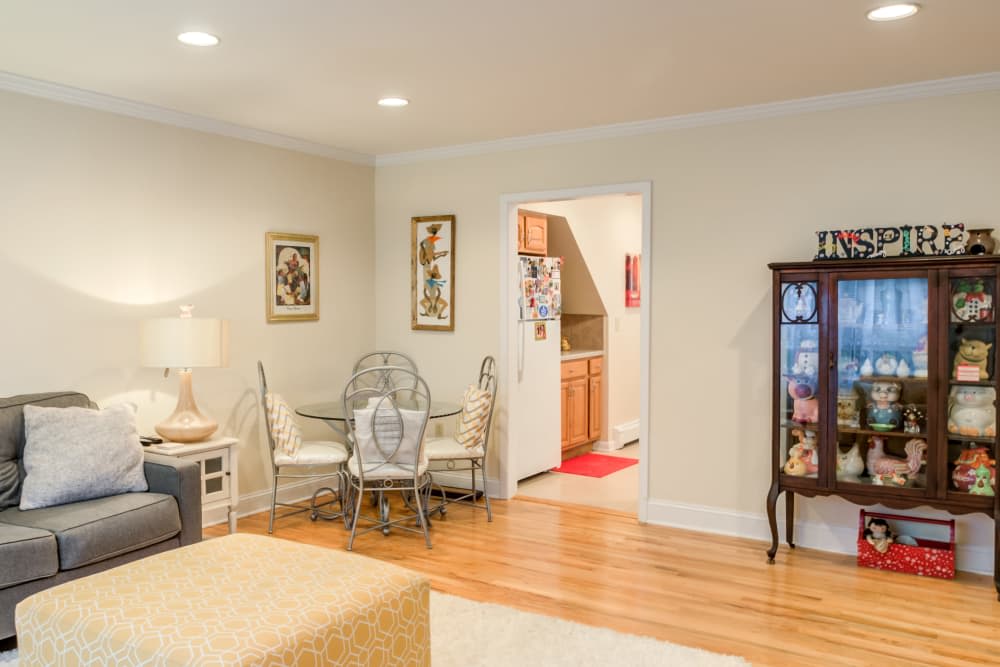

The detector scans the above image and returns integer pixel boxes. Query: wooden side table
[147,436,239,534]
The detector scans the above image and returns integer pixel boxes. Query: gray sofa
[0,392,202,640]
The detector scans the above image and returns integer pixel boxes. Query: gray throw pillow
[20,403,148,510]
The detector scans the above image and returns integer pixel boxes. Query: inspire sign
[815,224,966,260]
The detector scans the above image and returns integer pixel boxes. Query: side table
[147,436,239,534]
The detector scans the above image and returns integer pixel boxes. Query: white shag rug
[0,593,748,666]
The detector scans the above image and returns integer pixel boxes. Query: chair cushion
[0,523,58,589]
[0,392,93,511]
[265,392,302,456]
[455,385,491,451]
[20,403,148,510]
[425,436,483,460]
[348,458,427,480]
[0,492,180,570]
[273,440,349,467]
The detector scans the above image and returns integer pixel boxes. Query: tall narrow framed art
[411,215,455,331]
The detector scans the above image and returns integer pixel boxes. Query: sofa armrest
[143,453,202,546]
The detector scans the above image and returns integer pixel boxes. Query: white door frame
[497,181,652,522]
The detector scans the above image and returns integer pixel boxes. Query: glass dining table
[295,400,462,534]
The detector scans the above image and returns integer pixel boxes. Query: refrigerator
[511,256,563,481]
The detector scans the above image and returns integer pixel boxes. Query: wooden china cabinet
[767,255,1000,599]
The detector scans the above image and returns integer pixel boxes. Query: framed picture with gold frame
[266,232,319,322]
[411,215,455,331]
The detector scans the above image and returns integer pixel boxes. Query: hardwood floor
[206,497,1000,666]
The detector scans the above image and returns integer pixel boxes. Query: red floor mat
[551,453,638,478]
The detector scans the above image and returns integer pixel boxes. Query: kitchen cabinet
[768,254,1000,599]
[518,212,548,256]
[560,355,603,453]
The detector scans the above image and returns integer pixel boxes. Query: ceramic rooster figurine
[866,436,927,486]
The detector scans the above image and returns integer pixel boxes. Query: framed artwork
[411,215,455,331]
[265,232,319,322]
[625,253,641,308]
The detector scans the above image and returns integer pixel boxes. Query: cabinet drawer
[588,357,603,375]
[561,359,588,380]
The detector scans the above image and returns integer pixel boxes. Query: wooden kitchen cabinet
[518,211,548,255]
[560,355,603,454]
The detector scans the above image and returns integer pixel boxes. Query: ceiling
[0,1,998,158]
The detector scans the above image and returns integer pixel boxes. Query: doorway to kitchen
[497,183,651,520]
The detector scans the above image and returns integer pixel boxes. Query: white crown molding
[377,71,1000,166]
[0,70,375,166]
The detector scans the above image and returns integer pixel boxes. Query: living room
[2,2,1000,665]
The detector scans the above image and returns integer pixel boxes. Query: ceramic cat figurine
[948,386,997,437]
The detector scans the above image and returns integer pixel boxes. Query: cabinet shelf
[948,379,996,387]
[837,427,928,439]
[946,434,997,444]
[855,375,928,383]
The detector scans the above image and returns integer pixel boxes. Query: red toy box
[856,510,955,579]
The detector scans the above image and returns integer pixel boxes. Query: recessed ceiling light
[177,31,220,47]
[866,3,920,21]
[378,97,409,108]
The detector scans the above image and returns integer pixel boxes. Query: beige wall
[531,196,643,440]
[375,90,1000,568]
[0,90,375,498]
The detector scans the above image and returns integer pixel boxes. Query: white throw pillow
[265,392,302,457]
[20,403,148,510]
[455,385,491,451]
[352,404,427,468]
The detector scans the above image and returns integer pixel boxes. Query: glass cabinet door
[835,277,929,490]
[779,281,820,481]
[946,274,997,501]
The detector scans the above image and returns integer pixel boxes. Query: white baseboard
[592,440,616,452]
[203,477,340,527]
[203,472,501,527]
[643,498,993,575]
[611,420,640,449]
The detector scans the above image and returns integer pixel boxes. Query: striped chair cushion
[455,385,491,452]
[265,392,302,456]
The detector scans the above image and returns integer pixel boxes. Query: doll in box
[864,518,894,554]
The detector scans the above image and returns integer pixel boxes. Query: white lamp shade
[140,318,230,368]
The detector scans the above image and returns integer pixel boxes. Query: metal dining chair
[342,366,433,550]
[424,356,497,521]
[258,361,350,534]
[352,351,419,393]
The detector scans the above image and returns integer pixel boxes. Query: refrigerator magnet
[534,322,547,341]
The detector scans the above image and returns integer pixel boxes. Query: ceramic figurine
[912,336,929,378]
[874,353,899,377]
[953,338,992,381]
[786,375,819,424]
[837,391,860,428]
[952,279,993,322]
[792,339,819,377]
[864,518,894,554]
[784,429,819,476]
[838,357,860,381]
[866,381,903,429]
[965,229,996,255]
[902,404,924,434]
[860,358,874,377]
[952,445,996,492]
[836,442,865,480]
[866,436,927,483]
[947,386,997,437]
[970,465,996,496]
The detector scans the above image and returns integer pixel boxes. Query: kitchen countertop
[561,349,603,361]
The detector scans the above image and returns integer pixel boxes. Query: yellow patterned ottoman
[15,533,430,666]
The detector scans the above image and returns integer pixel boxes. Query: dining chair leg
[480,459,492,522]
[339,469,352,529]
[268,472,279,535]
[413,476,432,549]
[347,478,363,551]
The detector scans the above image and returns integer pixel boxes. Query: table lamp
[140,305,230,442]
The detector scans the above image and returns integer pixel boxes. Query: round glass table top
[295,400,462,422]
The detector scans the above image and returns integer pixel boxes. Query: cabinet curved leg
[994,502,1000,601]
[766,482,780,564]
[786,491,795,549]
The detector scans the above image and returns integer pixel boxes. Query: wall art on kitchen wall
[411,215,455,331]
[625,253,641,308]
[266,231,319,322]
